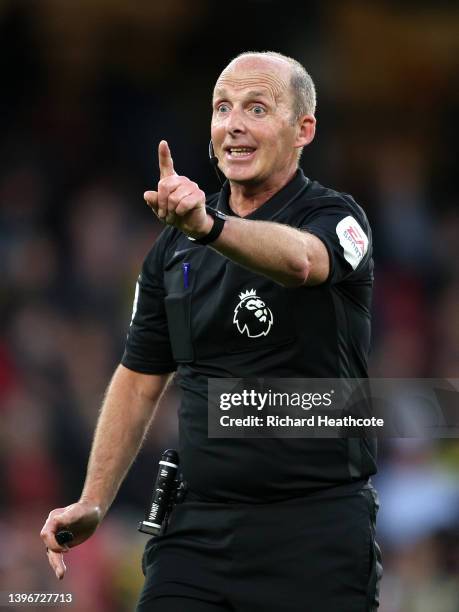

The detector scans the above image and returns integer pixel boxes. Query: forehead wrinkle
[215,71,288,103]
[214,87,273,102]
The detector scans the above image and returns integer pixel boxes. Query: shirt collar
[216,169,309,221]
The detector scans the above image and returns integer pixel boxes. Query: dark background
[0,1,458,610]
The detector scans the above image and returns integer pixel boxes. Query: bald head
[217,51,317,122]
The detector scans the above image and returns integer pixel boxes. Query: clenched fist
[144,141,213,238]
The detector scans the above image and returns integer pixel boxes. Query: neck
[228,165,298,217]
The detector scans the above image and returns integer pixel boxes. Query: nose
[226,106,246,136]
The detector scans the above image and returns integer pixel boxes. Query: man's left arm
[208,216,329,287]
[144,140,329,288]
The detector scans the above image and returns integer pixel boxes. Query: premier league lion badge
[233,289,274,338]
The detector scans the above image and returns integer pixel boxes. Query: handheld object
[55,530,74,546]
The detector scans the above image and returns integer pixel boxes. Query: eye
[216,103,230,113]
[251,105,266,116]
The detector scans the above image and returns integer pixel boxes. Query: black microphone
[209,141,224,186]
[138,449,179,536]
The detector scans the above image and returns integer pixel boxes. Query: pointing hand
[158,139,176,181]
[144,141,212,237]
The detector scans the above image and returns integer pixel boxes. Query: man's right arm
[40,363,173,579]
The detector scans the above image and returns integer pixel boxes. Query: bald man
[41,52,382,611]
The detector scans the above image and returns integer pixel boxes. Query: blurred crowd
[0,1,458,610]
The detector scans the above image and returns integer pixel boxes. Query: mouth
[224,146,257,161]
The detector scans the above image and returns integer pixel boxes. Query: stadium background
[0,1,458,610]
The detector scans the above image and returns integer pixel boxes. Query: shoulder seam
[303,193,352,203]
[303,192,368,220]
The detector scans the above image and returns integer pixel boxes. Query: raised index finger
[158,140,176,179]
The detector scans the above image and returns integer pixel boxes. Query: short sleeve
[302,197,373,285]
[121,229,177,374]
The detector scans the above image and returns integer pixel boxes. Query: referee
[41,51,382,611]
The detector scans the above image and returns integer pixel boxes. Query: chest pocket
[164,291,194,362]
[163,247,205,363]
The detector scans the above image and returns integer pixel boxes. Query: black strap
[189,207,226,245]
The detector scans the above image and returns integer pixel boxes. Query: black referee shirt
[122,169,376,502]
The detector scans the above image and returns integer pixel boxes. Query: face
[211,57,312,187]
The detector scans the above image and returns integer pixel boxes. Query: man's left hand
[144,141,213,238]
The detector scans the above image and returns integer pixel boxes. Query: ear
[294,115,316,150]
